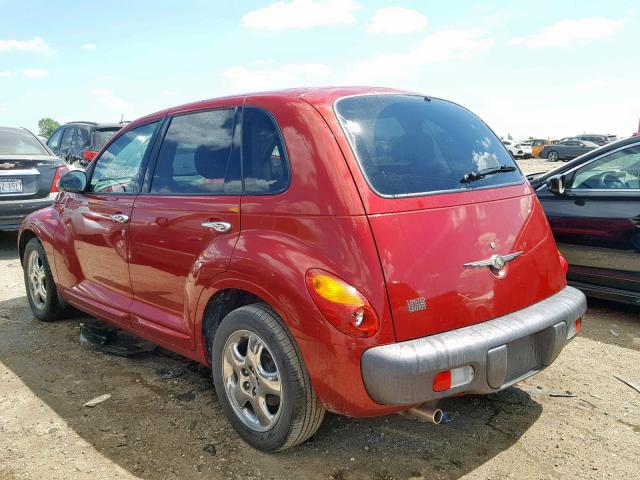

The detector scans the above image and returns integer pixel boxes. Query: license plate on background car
[0,179,23,193]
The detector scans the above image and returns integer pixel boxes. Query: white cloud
[509,17,624,48]
[0,70,16,77]
[23,69,48,78]
[365,7,427,35]
[221,62,332,92]
[242,0,360,30]
[90,88,113,96]
[349,29,494,84]
[0,37,50,52]
[82,43,97,51]
[91,89,133,115]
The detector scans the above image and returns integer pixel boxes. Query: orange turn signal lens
[305,269,379,338]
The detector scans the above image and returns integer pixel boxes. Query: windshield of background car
[93,128,121,150]
[335,95,522,197]
[0,129,48,155]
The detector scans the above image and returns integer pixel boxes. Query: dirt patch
[1,229,639,479]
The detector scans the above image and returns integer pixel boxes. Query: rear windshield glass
[93,128,121,150]
[0,129,48,155]
[335,95,522,197]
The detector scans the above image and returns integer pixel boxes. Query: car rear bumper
[0,193,57,231]
[361,286,586,406]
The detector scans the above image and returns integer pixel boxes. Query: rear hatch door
[333,94,566,341]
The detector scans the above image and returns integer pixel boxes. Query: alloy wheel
[27,250,47,309]
[222,329,282,432]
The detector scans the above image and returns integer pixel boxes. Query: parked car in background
[0,127,67,230]
[606,134,619,143]
[502,139,532,158]
[541,139,599,161]
[529,136,640,305]
[47,121,123,168]
[19,87,585,451]
[531,138,551,158]
[574,134,611,146]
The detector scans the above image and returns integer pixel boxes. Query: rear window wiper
[460,165,516,184]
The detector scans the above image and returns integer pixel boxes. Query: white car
[502,140,532,158]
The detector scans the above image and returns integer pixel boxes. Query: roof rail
[67,121,99,125]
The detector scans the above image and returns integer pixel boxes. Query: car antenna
[120,113,124,124]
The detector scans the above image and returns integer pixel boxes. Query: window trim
[240,104,291,197]
[142,106,241,197]
[332,93,524,199]
[85,119,161,196]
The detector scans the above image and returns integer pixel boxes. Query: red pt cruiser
[19,87,586,451]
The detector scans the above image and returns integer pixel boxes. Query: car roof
[127,86,416,128]
[65,121,124,129]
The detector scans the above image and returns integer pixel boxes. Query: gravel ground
[1,159,639,479]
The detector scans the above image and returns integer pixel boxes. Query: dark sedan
[541,139,598,162]
[0,127,68,230]
[529,136,640,305]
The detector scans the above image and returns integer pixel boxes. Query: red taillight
[50,165,68,193]
[305,269,379,337]
[82,150,98,162]
[558,249,569,275]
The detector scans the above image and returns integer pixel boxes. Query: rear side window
[335,95,521,197]
[60,128,74,150]
[242,107,289,195]
[47,128,63,150]
[150,109,239,195]
[93,128,120,150]
[72,127,89,149]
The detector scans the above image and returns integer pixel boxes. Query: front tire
[547,150,559,162]
[23,238,65,322]
[212,303,325,451]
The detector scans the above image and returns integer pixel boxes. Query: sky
[0,0,638,140]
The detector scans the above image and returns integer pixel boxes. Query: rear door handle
[111,214,129,224]
[201,221,232,233]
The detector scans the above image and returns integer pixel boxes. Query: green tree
[37,118,60,138]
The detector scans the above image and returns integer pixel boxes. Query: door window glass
[150,109,238,195]
[47,128,63,150]
[569,145,640,190]
[89,122,158,193]
[72,127,90,149]
[242,107,289,195]
[60,128,74,150]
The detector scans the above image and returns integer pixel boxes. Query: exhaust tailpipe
[403,405,443,424]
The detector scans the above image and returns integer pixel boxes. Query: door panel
[56,193,135,322]
[541,143,640,293]
[128,196,240,342]
[54,121,160,323]
[128,107,241,347]
[545,195,640,292]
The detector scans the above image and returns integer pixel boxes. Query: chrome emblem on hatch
[464,252,523,272]
[0,162,16,169]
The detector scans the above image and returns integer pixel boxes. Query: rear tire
[212,303,325,451]
[23,238,65,322]
[547,150,559,162]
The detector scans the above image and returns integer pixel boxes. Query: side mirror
[59,170,87,193]
[547,175,566,195]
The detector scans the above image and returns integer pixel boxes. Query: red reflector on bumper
[433,370,451,392]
